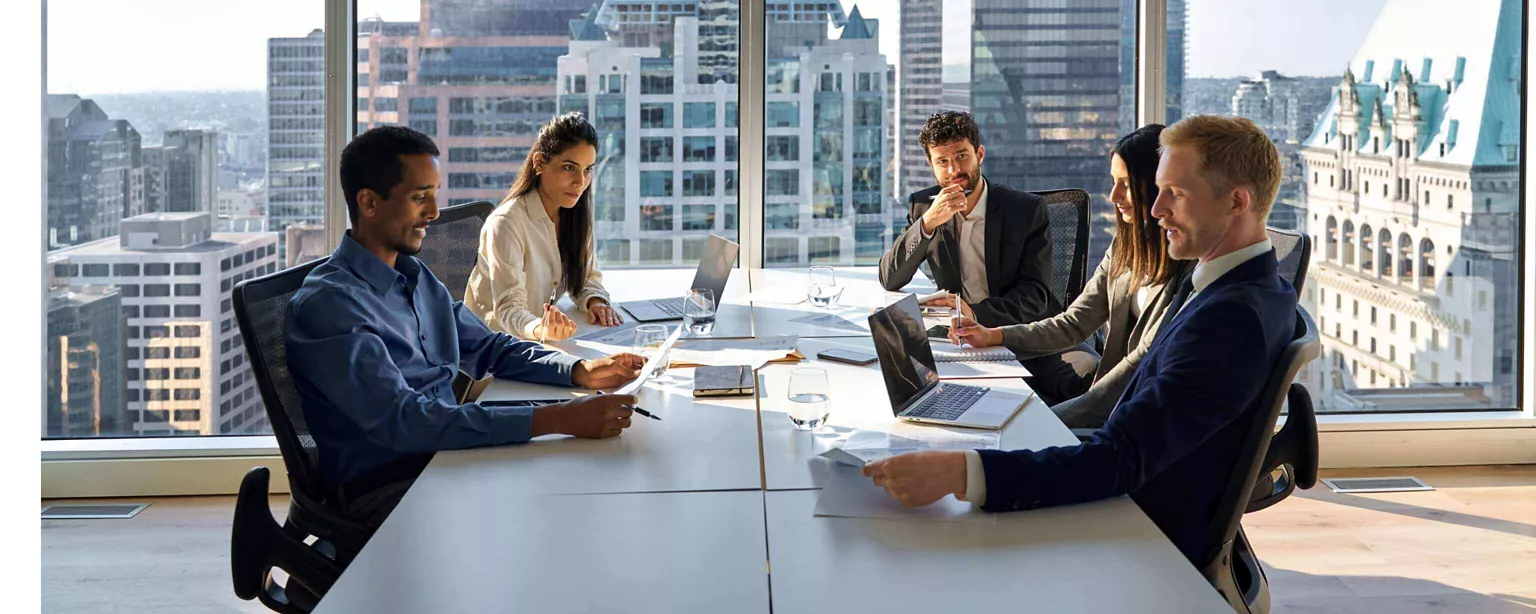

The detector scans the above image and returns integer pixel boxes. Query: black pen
[627,405,662,421]
[596,390,661,420]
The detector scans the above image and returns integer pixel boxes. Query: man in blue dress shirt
[863,115,1299,566]
[286,125,644,527]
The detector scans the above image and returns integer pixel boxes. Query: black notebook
[693,365,755,398]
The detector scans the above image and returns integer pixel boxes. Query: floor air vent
[1321,477,1433,494]
[41,503,150,519]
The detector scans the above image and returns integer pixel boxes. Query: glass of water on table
[787,367,830,430]
[634,324,670,377]
[807,266,842,308]
[684,288,716,335]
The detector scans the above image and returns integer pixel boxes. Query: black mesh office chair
[1197,307,1320,614]
[411,200,497,401]
[230,258,374,612]
[415,200,496,303]
[1244,227,1314,514]
[1034,189,1092,309]
[1267,226,1311,294]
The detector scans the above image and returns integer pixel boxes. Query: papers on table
[930,342,1018,363]
[571,320,675,346]
[928,340,1032,379]
[787,312,869,333]
[817,429,1001,467]
[670,336,801,370]
[812,429,1000,523]
[615,324,685,395]
[813,464,996,524]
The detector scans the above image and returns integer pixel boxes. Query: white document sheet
[614,324,685,395]
[669,335,800,370]
[813,464,996,524]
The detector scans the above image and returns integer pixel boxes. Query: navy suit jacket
[977,250,1298,564]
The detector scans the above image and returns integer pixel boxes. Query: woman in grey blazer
[952,124,1193,429]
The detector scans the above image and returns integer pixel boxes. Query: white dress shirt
[959,236,1275,506]
[463,190,610,340]
[920,179,991,303]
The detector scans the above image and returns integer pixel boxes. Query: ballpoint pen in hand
[597,390,661,421]
[539,287,558,344]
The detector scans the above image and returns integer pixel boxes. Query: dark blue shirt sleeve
[975,297,1275,511]
[287,286,542,454]
[452,299,581,385]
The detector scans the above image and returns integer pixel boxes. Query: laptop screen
[867,295,941,414]
[689,234,739,299]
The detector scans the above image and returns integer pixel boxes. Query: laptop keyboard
[650,297,685,316]
[903,384,988,421]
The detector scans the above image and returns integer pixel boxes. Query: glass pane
[1175,0,1523,412]
[766,0,1134,267]
[360,0,742,269]
[44,0,322,438]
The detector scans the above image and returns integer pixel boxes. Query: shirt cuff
[921,226,935,240]
[547,352,584,387]
[481,402,537,444]
[961,449,987,505]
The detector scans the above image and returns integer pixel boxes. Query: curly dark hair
[339,125,440,223]
[918,110,981,158]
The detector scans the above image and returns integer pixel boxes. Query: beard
[949,172,979,192]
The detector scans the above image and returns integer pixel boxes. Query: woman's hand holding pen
[536,303,579,342]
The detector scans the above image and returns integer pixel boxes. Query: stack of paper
[669,336,802,370]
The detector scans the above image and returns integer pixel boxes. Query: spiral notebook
[931,345,1017,363]
[928,342,1032,379]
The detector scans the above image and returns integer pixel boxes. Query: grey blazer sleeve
[997,250,1114,356]
[879,197,933,291]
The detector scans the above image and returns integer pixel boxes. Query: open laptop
[617,234,739,322]
[866,295,1031,429]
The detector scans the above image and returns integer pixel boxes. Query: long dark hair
[1109,124,1177,290]
[505,113,600,298]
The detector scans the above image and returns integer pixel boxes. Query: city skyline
[49,0,1395,96]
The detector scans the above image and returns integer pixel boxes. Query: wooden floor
[41,465,1536,613]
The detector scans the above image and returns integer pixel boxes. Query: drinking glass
[807,266,842,308]
[634,324,670,377]
[787,367,830,431]
[684,288,717,335]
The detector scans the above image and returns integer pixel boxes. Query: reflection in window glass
[1175,0,1523,412]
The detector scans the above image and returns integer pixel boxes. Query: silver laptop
[867,295,1031,429]
[617,234,739,322]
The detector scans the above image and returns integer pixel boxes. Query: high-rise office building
[355,3,578,208]
[46,94,142,250]
[897,0,941,201]
[143,129,219,215]
[266,29,327,265]
[45,285,125,438]
[900,0,1156,268]
[558,1,888,265]
[47,213,280,435]
[1297,0,1521,411]
[1230,70,1333,230]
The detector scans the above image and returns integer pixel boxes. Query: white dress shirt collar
[965,178,989,221]
[1190,237,1273,294]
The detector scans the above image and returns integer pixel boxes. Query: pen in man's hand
[627,405,662,421]
[596,389,660,421]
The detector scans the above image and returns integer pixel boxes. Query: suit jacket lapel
[983,182,1003,298]
[940,216,964,291]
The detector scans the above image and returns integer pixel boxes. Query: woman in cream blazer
[464,113,621,341]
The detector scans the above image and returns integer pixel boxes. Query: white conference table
[315,267,1232,614]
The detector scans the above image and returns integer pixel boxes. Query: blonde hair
[1159,115,1283,219]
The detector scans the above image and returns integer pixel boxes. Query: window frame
[35,0,1536,492]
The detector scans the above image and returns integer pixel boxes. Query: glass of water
[807,266,842,308]
[634,323,670,377]
[787,367,830,431]
[684,288,716,335]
